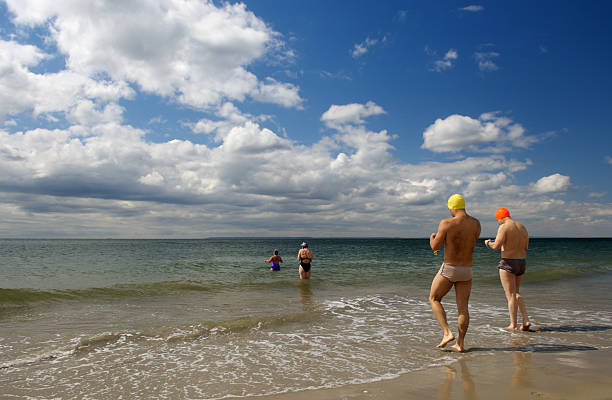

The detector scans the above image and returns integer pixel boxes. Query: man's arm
[430,220,448,251]
[487,225,505,251]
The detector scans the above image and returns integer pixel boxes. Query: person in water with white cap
[428,194,481,352]
[297,241,313,280]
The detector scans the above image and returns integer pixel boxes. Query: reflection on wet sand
[438,336,535,399]
[437,358,475,400]
[510,336,533,391]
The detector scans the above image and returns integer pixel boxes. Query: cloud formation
[2,0,301,113]
[1,101,550,237]
[1,2,606,238]
[475,51,500,71]
[351,36,385,58]
[531,174,571,194]
[321,101,386,129]
[460,5,484,12]
[433,49,459,72]
[422,112,536,153]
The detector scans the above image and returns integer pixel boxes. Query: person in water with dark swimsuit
[297,242,313,279]
[265,249,283,272]
[485,207,532,331]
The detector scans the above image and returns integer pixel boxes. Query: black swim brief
[498,258,526,276]
[300,262,311,272]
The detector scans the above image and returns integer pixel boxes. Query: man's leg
[451,279,471,352]
[499,269,518,329]
[515,274,531,330]
[429,273,454,348]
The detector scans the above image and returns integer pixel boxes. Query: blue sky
[0,0,611,238]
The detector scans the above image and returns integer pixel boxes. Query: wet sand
[256,346,612,400]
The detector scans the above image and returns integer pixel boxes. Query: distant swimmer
[485,207,531,331]
[297,242,313,279]
[265,249,283,272]
[429,194,481,353]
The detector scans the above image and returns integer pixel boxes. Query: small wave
[0,311,321,369]
[524,264,612,282]
[0,288,76,305]
[322,294,429,313]
[0,281,215,307]
[0,278,308,308]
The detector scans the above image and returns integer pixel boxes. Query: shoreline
[255,346,612,400]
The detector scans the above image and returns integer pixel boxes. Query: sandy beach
[259,341,612,400]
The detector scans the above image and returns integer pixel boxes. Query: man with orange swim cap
[428,194,481,353]
[485,207,531,331]
[495,207,510,220]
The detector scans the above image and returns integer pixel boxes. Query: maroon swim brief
[498,258,526,276]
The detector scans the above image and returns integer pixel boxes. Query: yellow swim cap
[447,194,465,210]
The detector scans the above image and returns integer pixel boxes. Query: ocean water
[1,238,612,398]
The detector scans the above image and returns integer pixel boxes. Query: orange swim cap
[495,207,510,220]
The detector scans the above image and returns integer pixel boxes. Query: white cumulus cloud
[531,174,571,194]
[3,0,301,112]
[0,38,135,122]
[321,101,386,129]
[422,112,536,153]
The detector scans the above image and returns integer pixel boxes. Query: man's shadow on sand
[457,325,612,353]
[466,343,598,353]
[531,325,612,333]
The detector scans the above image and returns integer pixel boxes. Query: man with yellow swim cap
[447,193,465,210]
[485,207,531,331]
[428,194,481,352]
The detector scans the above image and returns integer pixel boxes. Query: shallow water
[1,238,611,398]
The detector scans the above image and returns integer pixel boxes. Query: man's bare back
[430,211,481,265]
[489,219,528,259]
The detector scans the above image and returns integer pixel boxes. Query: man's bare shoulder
[515,220,528,235]
[466,215,481,234]
[506,219,525,230]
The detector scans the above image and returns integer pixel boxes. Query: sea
[2,238,612,399]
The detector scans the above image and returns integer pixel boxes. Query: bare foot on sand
[520,322,531,331]
[505,325,518,331]
[436,334,455,348]
[450,343,465,353]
